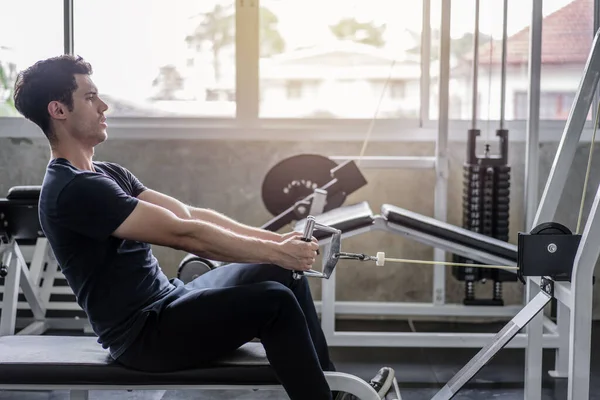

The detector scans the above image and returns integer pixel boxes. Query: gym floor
[1,320,598,400]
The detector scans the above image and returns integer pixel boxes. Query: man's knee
[254,281,300,308]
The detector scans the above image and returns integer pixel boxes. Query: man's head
[13,55,109,146]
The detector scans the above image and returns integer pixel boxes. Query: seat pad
[382,204,517,262]
[0,198,43,241]
[6,186,42,201]
[295,201,374,239]
[0,336,278,386]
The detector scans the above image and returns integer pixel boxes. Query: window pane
[0,0,63,117]
[430,0,591,122]
[74,0,235,118]
[430,0,531,121]
[539,0,593,121]
[259,1,423,119]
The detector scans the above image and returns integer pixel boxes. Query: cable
[380,257,517,271]
[341,252,517,271]
[576,99,600,234]
[485,11,493,144]
[356,59,397,166]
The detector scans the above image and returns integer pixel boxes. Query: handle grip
[293,217,316,279]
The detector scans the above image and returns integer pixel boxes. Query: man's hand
[271,232,320,271]
[278,231,303,243]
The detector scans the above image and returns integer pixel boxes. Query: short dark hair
[13,55,93,140]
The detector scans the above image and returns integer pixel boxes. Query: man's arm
[112,200,318,271]
[137,189,283,242]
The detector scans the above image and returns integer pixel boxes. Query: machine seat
[381,204,518,262]
[0,336,277,386]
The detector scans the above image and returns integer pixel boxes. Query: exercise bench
[0,335,381,399]
[0,186,90,336]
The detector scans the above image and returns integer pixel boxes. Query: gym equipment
[451,0,514,307]
[0,336,383,400]
[293,23,600,399]
[294,210,581,399]
[262,154,367,232]
[452,130,515,306]
[0,186,89,336]
[177,154,367,282]
[292,215,342,279]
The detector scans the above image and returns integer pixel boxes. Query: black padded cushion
[0,336,278,386]
[6,186,41,200]
[295,201,374,239]
[382,204,517,262]
[0,198,43,240]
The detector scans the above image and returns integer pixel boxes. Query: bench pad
[382,204,517,262]
[0,336,278,386]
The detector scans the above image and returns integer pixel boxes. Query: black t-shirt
[39,158,175,358]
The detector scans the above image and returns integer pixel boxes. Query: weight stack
[452,129,516,306]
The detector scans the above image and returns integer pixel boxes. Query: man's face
[64,74,109,145]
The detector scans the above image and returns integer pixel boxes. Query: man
[13,55,395,400]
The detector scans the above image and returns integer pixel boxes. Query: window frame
[0,0,595,142]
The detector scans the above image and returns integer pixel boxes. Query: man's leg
[117,281,332,400]
[187,262,335,371]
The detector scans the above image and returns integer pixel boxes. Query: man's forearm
[188,207,282,242]
[177,218,281,264]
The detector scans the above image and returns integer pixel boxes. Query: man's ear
[47,101,68,121]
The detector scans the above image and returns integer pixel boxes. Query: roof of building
[478,0,593,65]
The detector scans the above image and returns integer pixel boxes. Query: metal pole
[471,0,480,129]
[420,0,431,125]
[236,0,259,121]
[567,181,600,399]
[63,0,74,55]
[524,1,544,399]
[594,0,600,138]
[524,0,543,231]
[433,0,451,306]
[499,0,508,129]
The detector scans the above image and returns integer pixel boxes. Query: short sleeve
[103,162,147,197]
[57,174,139,240]
[121,166,147,197]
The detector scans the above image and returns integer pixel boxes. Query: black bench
[0,336,379,399]
[381,204,518,263]
[0,186,43,242]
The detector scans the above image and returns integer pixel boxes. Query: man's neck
[51,147,95,172]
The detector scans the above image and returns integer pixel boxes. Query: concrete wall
[2,135,600,318]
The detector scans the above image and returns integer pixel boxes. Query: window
[514,91,589,120]
[258,0,423,119]
[0,0,64,117]
[0,0,593,126]
[74,0,235,118]
[429,0,531,121]
[430,0,589,122]
[540,0,593,121]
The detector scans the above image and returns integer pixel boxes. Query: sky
[0,0,580,100]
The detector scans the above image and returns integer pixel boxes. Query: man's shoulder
[43,161,115,202]
[93,161,130,177]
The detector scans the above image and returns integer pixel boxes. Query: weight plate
[261,154,340,216]
[177,259,214,284]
